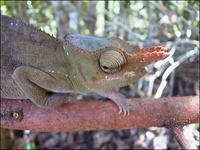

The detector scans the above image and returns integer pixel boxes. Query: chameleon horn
[99,50,126,73]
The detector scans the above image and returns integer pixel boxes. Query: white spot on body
[105,76,108,79]
[10,22,13,26]
[124,72,135,78]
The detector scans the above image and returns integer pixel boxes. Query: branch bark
[0,96,199,132]
[170,126,192,149]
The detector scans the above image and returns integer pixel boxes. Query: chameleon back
[1,15,68,99]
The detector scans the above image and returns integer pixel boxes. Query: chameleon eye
[99,50,126,73]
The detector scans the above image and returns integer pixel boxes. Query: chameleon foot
[114,98,130,116]
[97,91,131,116]
[43,93,70,108]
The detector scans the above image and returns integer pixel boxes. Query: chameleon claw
[123,111,127,116]
[118,108,122,114]
[118,105,130,116]
[115,101,131,116]
[127,110,130,116]
[124,108,130,116]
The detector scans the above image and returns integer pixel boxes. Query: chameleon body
[1,15,169,115]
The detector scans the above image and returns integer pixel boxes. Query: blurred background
[1,1,199,149]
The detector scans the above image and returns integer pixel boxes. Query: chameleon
[1,15,169,115]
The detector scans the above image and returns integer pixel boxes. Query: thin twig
[170,126,192,149]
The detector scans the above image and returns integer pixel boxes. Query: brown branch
[170,126,192,149]
[0,96,199,132]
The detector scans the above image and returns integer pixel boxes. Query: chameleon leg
[12,66,70,108]
[16,67,71,93]
[97,91,131,116]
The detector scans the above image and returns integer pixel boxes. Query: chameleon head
[63,34,169,92]
[89,45,169,91]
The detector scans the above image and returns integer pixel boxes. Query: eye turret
[99,50,126,73]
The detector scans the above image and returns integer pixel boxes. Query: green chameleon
[1,15,169,115]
